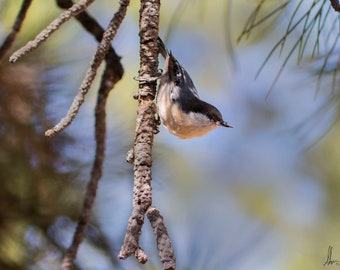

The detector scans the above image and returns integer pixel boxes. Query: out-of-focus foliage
[308,120,340,225]
[237,0,339,95]
[0,0,60,45]
[0,1,131,269]
[0,60,82,269]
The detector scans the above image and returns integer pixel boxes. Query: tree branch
[9,0,96,63]
[56,0,123,81]
[56,1,125,269]
[118,0,160,258]
[45,0,128,137]
[60,57,121,270]
[0,0,32,60]
[119,1,176,269]
[147,207,176,270]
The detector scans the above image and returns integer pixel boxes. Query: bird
[156,37,232,139]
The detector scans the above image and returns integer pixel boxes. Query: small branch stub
[147,207,176,270]
[135,247,148,264]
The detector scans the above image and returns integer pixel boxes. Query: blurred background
[0,0,339,269]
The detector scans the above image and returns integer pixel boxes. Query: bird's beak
[219,121,233,128]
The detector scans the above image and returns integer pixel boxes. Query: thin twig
[45,0,128,137]
[264,6,324,99]
[0,0,32,60]
[56,2,124,270]
[9,0,96,63]
[238,1,289,42]
[56,0,123,77]
[238,0,265,42]
[316,31,339,94]
[239,0,338,97]
[60,60,119,270]
[280,0,303,55]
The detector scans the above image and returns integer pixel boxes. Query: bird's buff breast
[156,88,217,139]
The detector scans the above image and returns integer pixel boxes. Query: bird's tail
[157,37,169,59]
